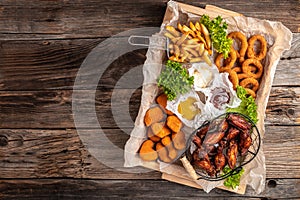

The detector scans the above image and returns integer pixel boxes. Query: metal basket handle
[128,35,167,51]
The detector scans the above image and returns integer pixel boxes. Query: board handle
[180,156,199,180]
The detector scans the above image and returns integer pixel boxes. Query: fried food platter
[124,1,292,194]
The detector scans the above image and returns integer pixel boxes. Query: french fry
[189,21,197,32]
[195,22,201,31]
[202,50,212,66]
[184,47,199,57]
[177,23,183,32]
[192,38,201,43]
[169,55,178,61]
[174,44,180,57]
[176,33,189,46]
[189,57,203,63]
[185,39,198,45]
[170,37,180,44]
[181,49,189,60]
[166,25,181,37]
[182,25,196,38]
[200,23,211,49]
[198,43,205,56]
[196,32,208,48]
[165,21,212,65]
[164,32,175,39]
[182,25,193,33]
[181,44,200,49]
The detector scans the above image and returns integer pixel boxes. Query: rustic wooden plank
[0,0,298,40]
[0,126,298,179]
[0,34,299,91]
[273,58,300,86]
[0,39,102,90]
[266,87,300,125]
[0,128,161,179]
[0,87,298,129]
[264,126,300,178]
[0,179,298,199]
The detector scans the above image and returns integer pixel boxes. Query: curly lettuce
[223,166,245,189]
[227,86,258,124]
[157,60,194,101]
[200,15,233,58]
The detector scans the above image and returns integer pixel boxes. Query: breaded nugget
[166,115,183,133]
[171,131,186,150]
[151,122,171,138]
[156,142,172,163]
[144,105,165,127]
[156,93,174,115]
[147,128,161,143]
[161,136,178,160]
[139,140,158,161]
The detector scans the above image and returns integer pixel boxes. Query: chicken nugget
[171,131,186,150]
[151,122,171,138]
[166,115,183,133]
[139,140,158,161]
[147,128,161,143]
[161,136,178,160]
[144,105,165,127]
[156,93,174,115]
[156,142,172,163]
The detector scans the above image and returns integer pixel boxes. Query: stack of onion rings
[214,32,268,98]
[215,48,237,72]
[247,34,267,61]
[228,31,248,63]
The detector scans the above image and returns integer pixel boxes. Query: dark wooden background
[0,0,299,199]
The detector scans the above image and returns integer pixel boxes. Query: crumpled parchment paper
[124,0,292,194]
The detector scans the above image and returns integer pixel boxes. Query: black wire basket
[185,112,261,181]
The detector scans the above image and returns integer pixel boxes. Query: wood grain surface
[0,179,299,199]
[0,0,298,40]
[0,0,299,199]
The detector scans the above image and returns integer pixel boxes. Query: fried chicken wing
[194,159,216,176]
[192,148,200,162]
[239,130,252,155]
[226,127,240,141]
[196,123,209,138]
[227,140,238,169]
[192,135,202,148]
[218,139,227,150]
[209,118,228,133]
[214,151,226,172]
[203,131,225,146]
[219,118,229,132]
[227,113,251,130]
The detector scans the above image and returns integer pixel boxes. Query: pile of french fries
[164,21,212,65]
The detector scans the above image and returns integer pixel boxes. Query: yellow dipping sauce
[178,97,201,120]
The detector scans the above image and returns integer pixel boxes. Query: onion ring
[232,66,242,73]
[223,70,239,90]
[228,31,248,62]
[242,58,263,79]
[237,73,249,80]
[240,77,259,92]
[215,48,237,72]
[247,34,267,61]
[245,88,256,98]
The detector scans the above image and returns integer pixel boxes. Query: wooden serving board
[160,2,247,194]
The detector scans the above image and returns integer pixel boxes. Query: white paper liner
[124,0,292,194]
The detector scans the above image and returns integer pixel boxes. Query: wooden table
[0,1,299,199]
